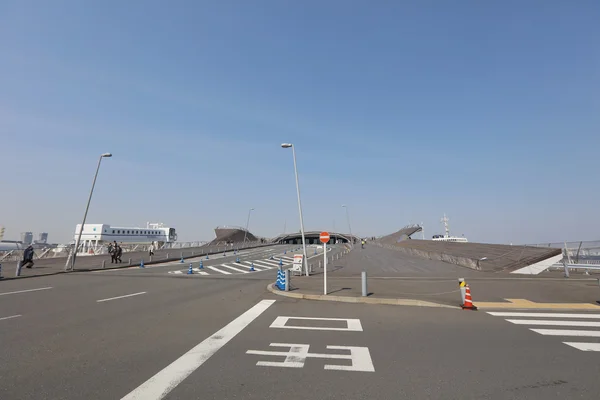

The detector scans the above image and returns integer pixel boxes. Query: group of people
[107,241,123,263]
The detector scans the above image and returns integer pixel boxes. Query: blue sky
[1,0,598,244]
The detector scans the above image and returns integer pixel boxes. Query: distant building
[37,232,48,244]
[21,232,33,246]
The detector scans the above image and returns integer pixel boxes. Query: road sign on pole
[320,232,329,295]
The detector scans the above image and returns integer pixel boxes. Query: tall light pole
[342,204,353,247]
[281,143,309,276]
[68,153,112,271]
[243,208,255,243]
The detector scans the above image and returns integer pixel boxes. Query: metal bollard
[16,261,22,277]
[362,271,367,297]
[166,253,169,259]
[102,260,106,269]
[192,251,195,256]
[128,258,132,266]
[318,260,322,268]
[562,259,570,278]
[149,256,152,262]
[285,269,290,291]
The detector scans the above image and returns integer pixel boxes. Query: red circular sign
[320,231,330,243]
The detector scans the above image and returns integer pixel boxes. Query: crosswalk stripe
[488,312,600,319]
[240,261,270,270]
[563,342,600,351]
[220,264,249,273]
[261,260,284,266]
[194,270,210,275]
[507,319,600,327]
[249,261,274,269]
[530,329,600,337]
[207,266,231,275]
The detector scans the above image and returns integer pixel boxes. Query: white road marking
[207,266,231,275]
[97,292,147,303]
[246,343,374,372]
[120,299,276,400]
[258,260,281,267]
[507,319,600,327]
[270,316,363,331]
[563,342,600,351]
[530,329,600,337]
[220,264,249,273]
[0,315,22,321]
[194,269,210,275]
[488,312,600,319]
[0,287,53,296]
[246,261,273,270]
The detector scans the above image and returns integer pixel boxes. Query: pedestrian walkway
[168,256,297,276]
[487,311,600,352]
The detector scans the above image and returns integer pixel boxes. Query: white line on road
[563,342,600,351]
[0,287,53,296]
[0,315,22,321]
[531,329,600,337]
[220,264,249,273]
[488,312,600,319]
[507,319,600,327]
[120,299,276,400]
[207,266,231,275]
[97,292,147,303]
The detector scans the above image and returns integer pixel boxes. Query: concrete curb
[267,282,460,309]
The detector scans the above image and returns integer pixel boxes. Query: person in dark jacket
[22,245,35,268]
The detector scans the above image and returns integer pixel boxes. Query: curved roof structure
[271,231,359,245]
[377,225,423,246]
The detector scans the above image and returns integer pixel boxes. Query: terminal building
[73,222,177,255]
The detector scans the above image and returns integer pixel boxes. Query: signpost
[320,231,330,295]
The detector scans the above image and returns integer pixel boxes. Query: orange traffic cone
[462,285,478,310]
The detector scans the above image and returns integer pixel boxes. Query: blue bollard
[140,260,145,268]
[199,260,204,269]
[236,257,240,263]
[180,256,184,263]
[206,254,209,259]
[187,264,193,274]
[279,258,283,267]
[249,262,255,272]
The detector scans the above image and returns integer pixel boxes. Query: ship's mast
[441,214,450,238]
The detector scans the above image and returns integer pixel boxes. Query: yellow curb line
[266,283,460,309]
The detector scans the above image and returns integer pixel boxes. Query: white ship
[432,214,468,243]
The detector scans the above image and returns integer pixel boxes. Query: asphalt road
[2,247,600,399]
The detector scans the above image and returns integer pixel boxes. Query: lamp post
[281,143,309,276]
[342,204,353,247]
[68,153,112,271]
[243,208,255,243]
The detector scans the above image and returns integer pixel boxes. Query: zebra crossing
[487,311,600,352]
[168,255,297,276]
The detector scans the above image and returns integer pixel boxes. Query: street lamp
[281,143,309,276]
[342,204,353,247]
[243,208,255,243]
[68,153,112,271]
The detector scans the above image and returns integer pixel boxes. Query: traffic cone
[187,264,193,274]
[462,285,477,310]
[199,260,204,269]
[140,260,145,268]
[249,262,255,272]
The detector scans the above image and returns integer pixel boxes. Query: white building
[73,223,177,255]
